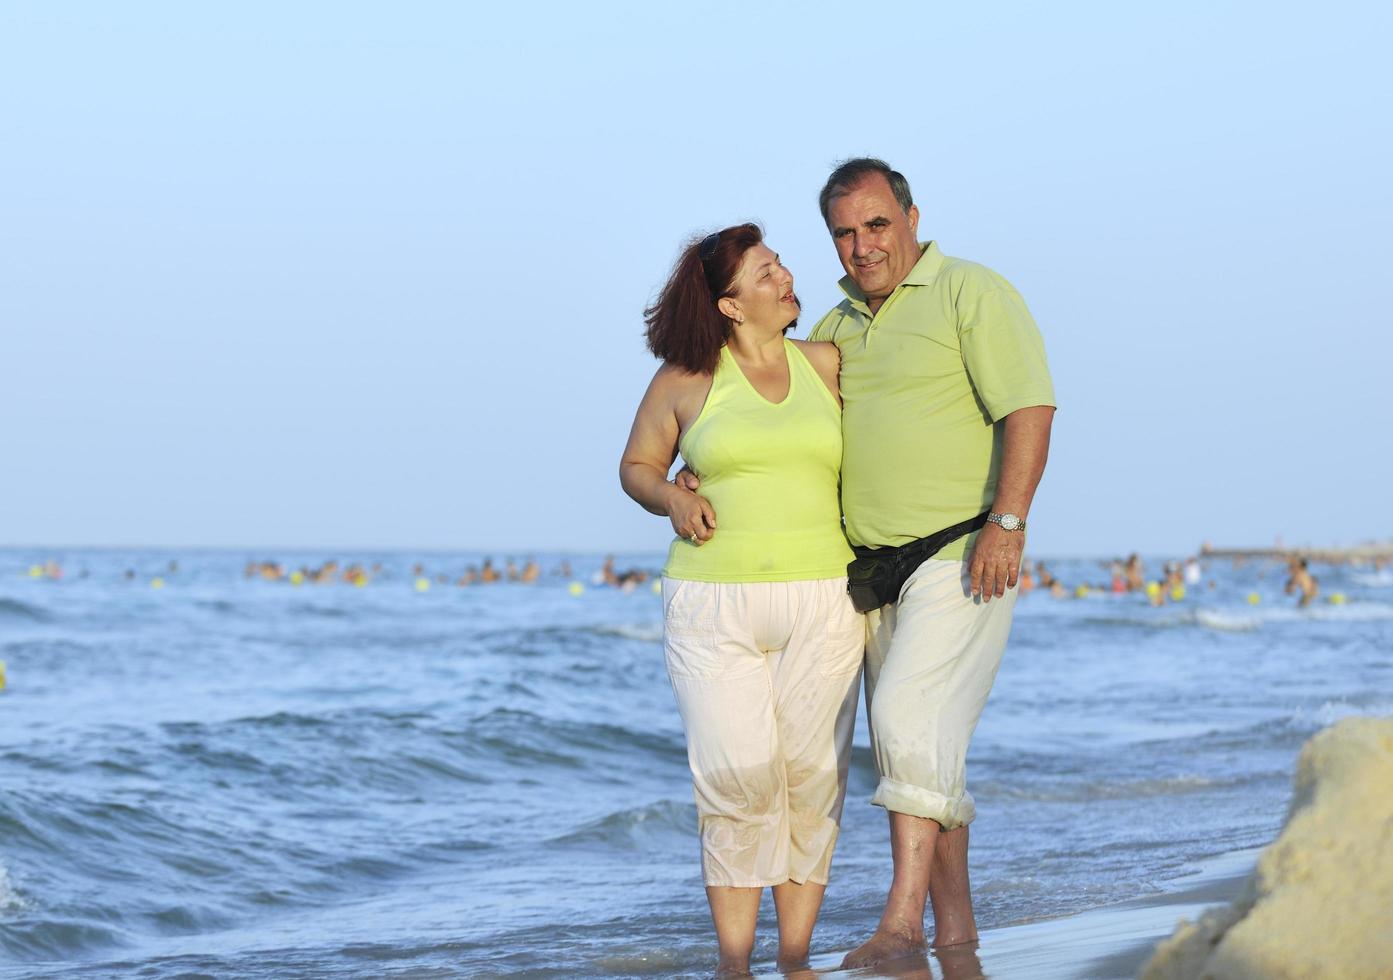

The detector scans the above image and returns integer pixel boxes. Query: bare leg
[840,811,936,968]
[770,879,825,969]
[707,885,762,977]
[928,825,976,947]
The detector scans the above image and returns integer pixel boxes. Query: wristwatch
[988,512,1026,532]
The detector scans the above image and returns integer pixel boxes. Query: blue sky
[3,2,1389,556]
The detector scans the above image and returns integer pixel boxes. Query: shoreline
[757,848,1259,979]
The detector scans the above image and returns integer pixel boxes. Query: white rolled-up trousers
[863,558,1017,830]
[662,576,863,888]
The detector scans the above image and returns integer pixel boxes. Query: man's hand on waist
[968,522,1024,602]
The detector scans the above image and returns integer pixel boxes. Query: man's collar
[837,241,944,307]
[902,241,944,285]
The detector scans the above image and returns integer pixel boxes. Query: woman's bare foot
[715,963,754,978]
[840,927,928,968]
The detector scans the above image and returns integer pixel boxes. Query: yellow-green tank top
[663,340,854,583]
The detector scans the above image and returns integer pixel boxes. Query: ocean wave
[551,799,696,848]
[0,597,48,622]
[1192,609,1262,632]
[975,774,1223,804]
[586,624,664,643]
[194,599,243,616]
[0,864,26,914]
[1287,699,1393,729]
[1074,600,1393,633]
[288,603,355,619]
[0,917,128,961]
[467,708,686,771]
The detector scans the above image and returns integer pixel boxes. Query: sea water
[1,549,1389,978]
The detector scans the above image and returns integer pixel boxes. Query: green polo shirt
[808,242,1055,557]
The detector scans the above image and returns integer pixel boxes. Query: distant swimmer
[600,555,620,587]
[1163,562,1184,593]
[1125,553,1145,592]
[1018,560,1036,594]
[1036,562,1067,599]
[457,566,478,586]
[1109,560,1126,593]
[505,559,520,582]
[520,560,540,584]
[480,559,500,584]
[1183,557,1201,585]
[1285,557,1318,607]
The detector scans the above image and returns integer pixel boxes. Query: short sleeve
[957,271,1056,422]
[806,307,837,343]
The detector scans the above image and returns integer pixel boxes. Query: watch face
[1000,514,1021,531]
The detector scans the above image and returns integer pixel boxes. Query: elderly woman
[620,224,863,976]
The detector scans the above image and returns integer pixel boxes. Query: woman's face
[728,243,798,331]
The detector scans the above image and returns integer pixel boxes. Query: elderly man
[810,158,1055,966]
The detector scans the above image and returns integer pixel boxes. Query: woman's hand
[665,485,717,544]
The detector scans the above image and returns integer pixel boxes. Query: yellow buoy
[1145,581,1161,598]
[414,577,430,592]
[353,573,368,587]
[151,577,165,589]
[289,571,305,586]
[568,581,585,596]
[1247,592,1261,605]
[651,579,662,594]
[28,565,43,579]
[1329,592,1347,605]
[1074,584,1090,598]
[0,659,6,691]
[1170,585,1186,602]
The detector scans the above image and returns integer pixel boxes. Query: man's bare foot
[840,928,928,968]
[714,964,753,978]
[775,952,811,972]
[932,941,985,980]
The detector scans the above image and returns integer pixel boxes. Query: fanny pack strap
[851,510,991,563]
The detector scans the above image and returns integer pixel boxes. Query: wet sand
[756,848,1257,980]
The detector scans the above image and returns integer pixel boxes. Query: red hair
[644,223,763,375]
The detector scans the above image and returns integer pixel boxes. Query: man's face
[825,174,921,304]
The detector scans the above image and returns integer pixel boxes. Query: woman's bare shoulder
[790,339,840,370]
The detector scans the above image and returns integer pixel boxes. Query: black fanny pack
[846,511,990,613]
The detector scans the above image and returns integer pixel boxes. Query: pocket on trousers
[819,622,866,678]
[663,579,723,679]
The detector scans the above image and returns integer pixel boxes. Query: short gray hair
[818,158,914,223]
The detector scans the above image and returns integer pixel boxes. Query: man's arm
[969,405,1054,601]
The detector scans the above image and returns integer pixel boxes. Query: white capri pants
[662,576,863,888]
[863,558,1016,830]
